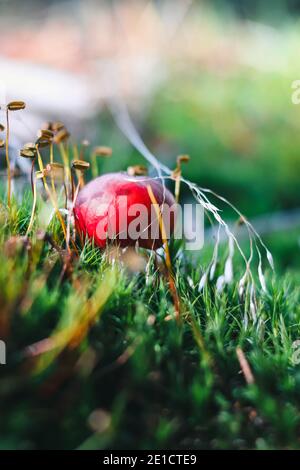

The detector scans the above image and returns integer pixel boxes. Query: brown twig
[147,185,181,323]
[236,346,255,385]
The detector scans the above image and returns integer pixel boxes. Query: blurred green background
[0,0,299,451]
[95,1,300,274]
[0,0,299,271]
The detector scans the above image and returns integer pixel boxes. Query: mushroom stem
[30,157,36,195]
[71,168,76,202]
[50,142,54,165]
[77,170,85,188]
[174,172,181,204]
[91,152,98,179]
[5,108,11,208]
[49,142,58,203]
[173,155,190,204]
[26,178,37,237]
[36,145,69,251]
[67,181,80,252]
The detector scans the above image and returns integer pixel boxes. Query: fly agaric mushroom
[74,172,176,249]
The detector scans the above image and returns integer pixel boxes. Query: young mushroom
[71,159,90,192]
[54,128,70,145]
[172,154,190,203]
[5,101,26,207]
[91,146,112,178]
[20,145,37,194]
[127,165,148,176]
[74,172,176,250]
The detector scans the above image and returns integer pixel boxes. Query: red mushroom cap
[74,172,176,249]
